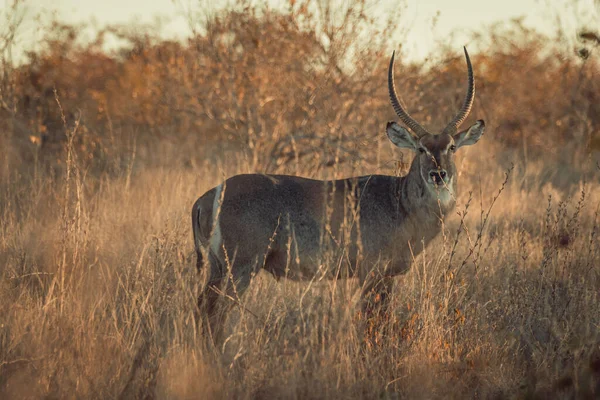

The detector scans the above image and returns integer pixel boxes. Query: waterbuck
[192,47,485,339]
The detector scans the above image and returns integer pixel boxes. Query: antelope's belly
[264,232,361,281]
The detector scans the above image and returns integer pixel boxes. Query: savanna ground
[1,0,600,398]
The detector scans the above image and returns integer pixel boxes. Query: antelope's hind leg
[198,253,255,347]
[196,250,223,343]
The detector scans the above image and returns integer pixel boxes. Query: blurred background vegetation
[1,0,598,183]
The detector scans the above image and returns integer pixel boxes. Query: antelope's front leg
[359,273,394,347]
[360,274,394,321]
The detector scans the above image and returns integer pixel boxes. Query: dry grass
[1,129,599,399]
[1,1,600,398]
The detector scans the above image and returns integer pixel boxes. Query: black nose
[429,170,447,184]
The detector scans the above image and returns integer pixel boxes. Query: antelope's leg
[198,253,255,347]
[359,273,394,347]
[360,274,394,320]
[197,250,226,344]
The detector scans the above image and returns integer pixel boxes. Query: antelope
[192,47,485,340]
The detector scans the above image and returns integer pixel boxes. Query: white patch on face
[210,183,223,255]
[417,141,432,157]
[442,140,455,155]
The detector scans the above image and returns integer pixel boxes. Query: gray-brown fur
[192,48,486,341]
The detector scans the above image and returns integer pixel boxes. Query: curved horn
[443,46,475,135]
[388,50,429,138]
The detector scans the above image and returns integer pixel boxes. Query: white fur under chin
[427,178,455,206]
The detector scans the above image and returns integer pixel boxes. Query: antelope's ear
[386,121,419,151]
[453,120,485,149]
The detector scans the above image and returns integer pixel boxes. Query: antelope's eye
[449,145,456,152]
[418,147,426,154]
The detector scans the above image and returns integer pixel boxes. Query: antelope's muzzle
[429,170,448,186]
